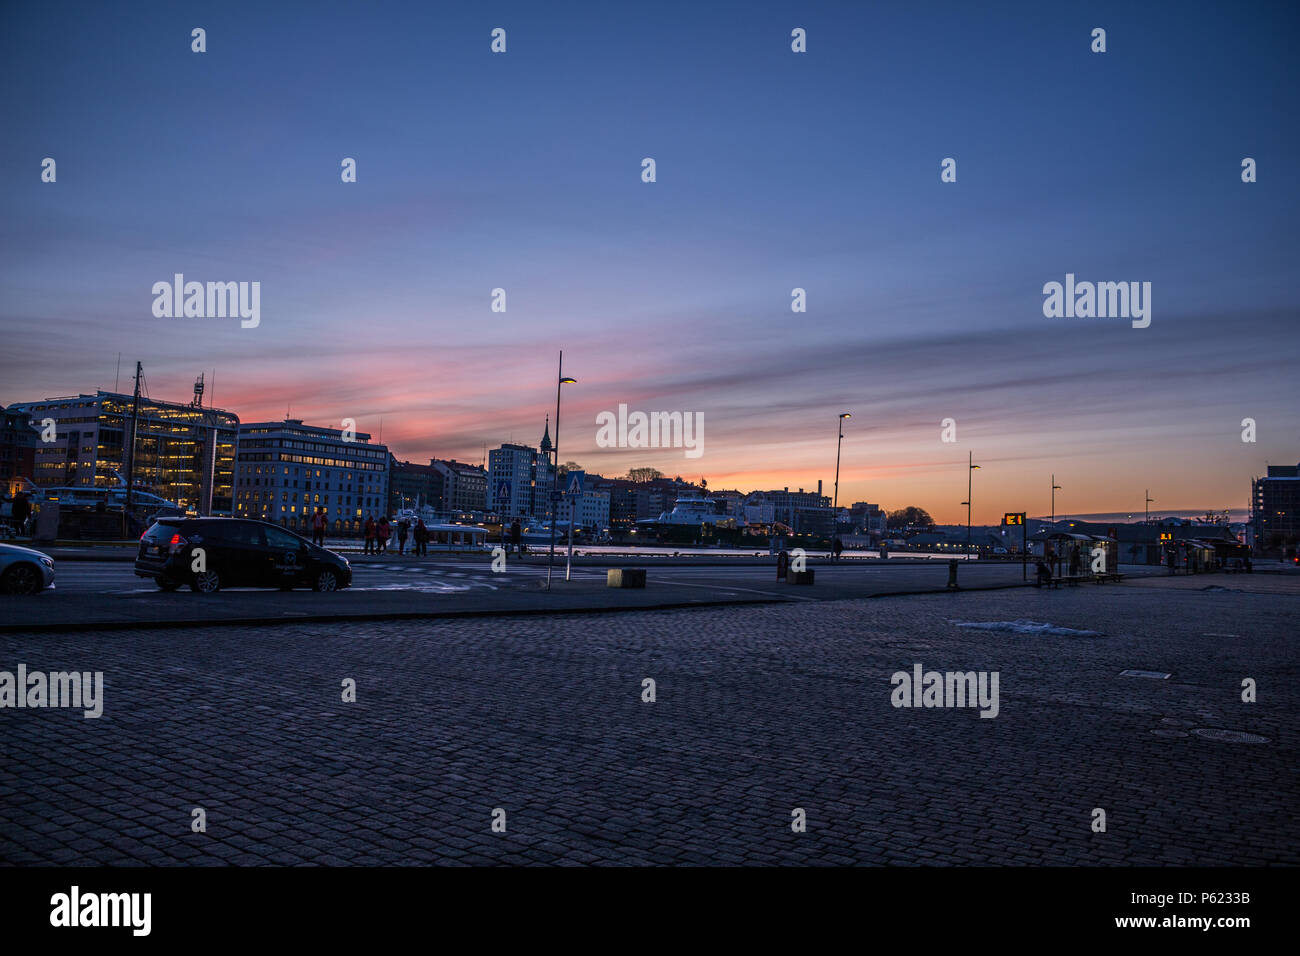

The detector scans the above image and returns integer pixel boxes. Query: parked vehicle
[0,543,55,595]
[134,518,351,593]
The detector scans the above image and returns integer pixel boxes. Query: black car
[135,517,351,593]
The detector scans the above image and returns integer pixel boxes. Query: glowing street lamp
[967,453,980,557]
[832,413,850,559]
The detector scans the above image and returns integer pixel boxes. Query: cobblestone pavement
[1,584,1295,865]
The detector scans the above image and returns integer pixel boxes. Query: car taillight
[168,533,188,555]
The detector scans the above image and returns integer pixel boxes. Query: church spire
[540,414,553,454]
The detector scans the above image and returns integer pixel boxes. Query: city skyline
[1,372,1267,526]
[3,1,1297,524]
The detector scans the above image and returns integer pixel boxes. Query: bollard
[946,559,959,589]
[607,568,646,588]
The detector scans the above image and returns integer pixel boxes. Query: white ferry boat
[640,496,743,527]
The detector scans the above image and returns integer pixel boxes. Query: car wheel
[190,569,222,593]
[156,577,182,592]
[312,569,339,592]
[0,562,42,595]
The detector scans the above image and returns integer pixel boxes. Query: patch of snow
[949,619,1101,637]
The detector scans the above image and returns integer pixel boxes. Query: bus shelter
[1032,531,1118,578]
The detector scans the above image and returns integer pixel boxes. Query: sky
[2,0,1297,523]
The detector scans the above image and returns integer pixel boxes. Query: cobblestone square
[1,584,1295,865]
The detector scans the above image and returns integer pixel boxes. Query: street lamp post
[1051,475,1061,524]
[833,413,850,560]
[1145,489,1154,524]
[546,352,577,590]
[565,471,578,582]
[966,452,980,558]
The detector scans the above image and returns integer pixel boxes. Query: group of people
[360,514,431,556]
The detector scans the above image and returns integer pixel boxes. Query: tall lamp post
[1145,489,1154,524]
[1051,475,1061,525]
[832,413,850,559]
[966,452,980,558]
[546,352,576,590]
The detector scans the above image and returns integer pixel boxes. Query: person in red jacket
[312,507,326,547]
[363,514,376,554]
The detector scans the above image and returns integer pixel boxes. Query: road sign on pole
[564,471,583,581]
[1004,512,1027,580]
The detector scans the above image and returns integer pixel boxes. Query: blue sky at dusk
[2,0,1297,522]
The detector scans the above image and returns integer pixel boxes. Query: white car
[0,543,55,594]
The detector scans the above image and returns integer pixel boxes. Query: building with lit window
[431,459,488,513]
[1,405,39,495]
[235,420,389,534]
[389,458,443,514]
[555,488,610,531]
[1252,462,1299,550]
[488,421,555,520]
[7,391,238,514]
[745,484,833,535]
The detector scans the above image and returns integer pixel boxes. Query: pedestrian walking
[510,518,522,555]
[11,493,30,538]
[363,514,376,555]
[312,507,326,547]
[377,516,390,553]
[415,518,428,557]
[397,518,409,555]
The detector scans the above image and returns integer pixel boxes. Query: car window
[219,523,266,547]
[142,522,183,542]
[264,527,303,550]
